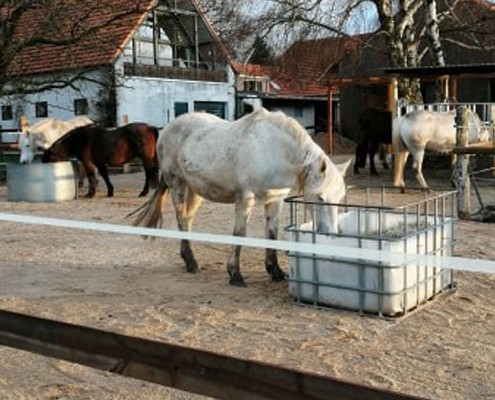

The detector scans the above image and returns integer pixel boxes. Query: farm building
[232,37,349,137]
[0,0,236,130]
[238,0,495,146]
[331,0,495,142]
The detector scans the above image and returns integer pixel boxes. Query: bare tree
[0,0,151,97]
[201,0,495,102]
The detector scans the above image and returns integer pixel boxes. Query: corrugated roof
[3,0,154,76]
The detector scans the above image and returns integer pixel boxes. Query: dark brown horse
[42,123,159,198]
[354,108,392,176]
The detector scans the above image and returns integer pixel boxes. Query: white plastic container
[7,162,78,202]
[287,210,454,316]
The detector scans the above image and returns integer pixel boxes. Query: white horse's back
[28,116,93,148]
[158,108,326,203]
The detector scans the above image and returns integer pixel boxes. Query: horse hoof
[185,261,199,273]
[229,276,246,287]
[271,272,286,282]
[228,269,246,287]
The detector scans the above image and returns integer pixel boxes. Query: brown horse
[42,123,159,198]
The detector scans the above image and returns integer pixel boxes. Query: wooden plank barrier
[0,309,426,400]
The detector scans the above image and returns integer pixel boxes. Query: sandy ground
[1,156,495,400]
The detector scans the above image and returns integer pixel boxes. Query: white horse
[19,116,93,164]
[392,107,490,190]
[132,108,351,286]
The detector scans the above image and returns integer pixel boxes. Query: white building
[0,0,235,130]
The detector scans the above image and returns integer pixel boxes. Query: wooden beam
[452,143,495,154]
[455,107,471,219]
[327,88,333,154]
[0,310,426,400]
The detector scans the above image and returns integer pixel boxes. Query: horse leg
[172,187,203,274]
[139,165,159,197]
[264,200,286,282]
[139,168,151,197]
[393,149,409,191]
[369,141,379,176]
[354,143,364,175]
[381,144,391,170]
[86,173,97,198]
[82,162,98,198]
[95,163,114,197]
[412,150,429,190]
[227,193,255,287]
[450,153,457,187]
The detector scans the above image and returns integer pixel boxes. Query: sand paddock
[1,157,495,400]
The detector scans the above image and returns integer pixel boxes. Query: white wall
[115,76,236,128]
[0,70,104,130]
[1,62,236,131]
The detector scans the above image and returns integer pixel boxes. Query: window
[293,108,303,118]
[74,98,89,115]
[194,101,225,119]
[174,102,188,117]
[35,101,48,118]
[1,105,13,120]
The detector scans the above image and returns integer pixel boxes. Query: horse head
[18,132,36,164]
[302,155,351,234]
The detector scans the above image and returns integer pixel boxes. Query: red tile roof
[232,62,274,77]
[233,35,367,98]
[3,0,154,76]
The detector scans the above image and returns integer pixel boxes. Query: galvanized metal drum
[7,161,78,202]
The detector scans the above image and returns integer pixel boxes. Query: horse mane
[252,109,327,194]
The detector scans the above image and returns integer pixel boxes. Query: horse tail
[129,175,169,233]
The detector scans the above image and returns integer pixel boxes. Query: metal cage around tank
[284,186,457,317]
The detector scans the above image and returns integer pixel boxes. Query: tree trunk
[426,0,446,101]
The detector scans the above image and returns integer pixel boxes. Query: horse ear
[335,158,352,177]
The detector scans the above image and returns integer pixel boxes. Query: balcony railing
[123,62,228,83]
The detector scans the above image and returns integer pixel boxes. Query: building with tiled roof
[0,0,235,130]
[231,36,366,138]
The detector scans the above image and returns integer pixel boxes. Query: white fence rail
[1,212,495,275]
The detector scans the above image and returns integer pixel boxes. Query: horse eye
[317,195,324,203]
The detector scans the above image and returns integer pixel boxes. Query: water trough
[7,161,78,202]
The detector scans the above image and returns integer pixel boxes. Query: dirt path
[0,159,494,400]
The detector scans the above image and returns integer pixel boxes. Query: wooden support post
[455,107,471,219]
[327,87,333,155]
[386,78,398,156]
